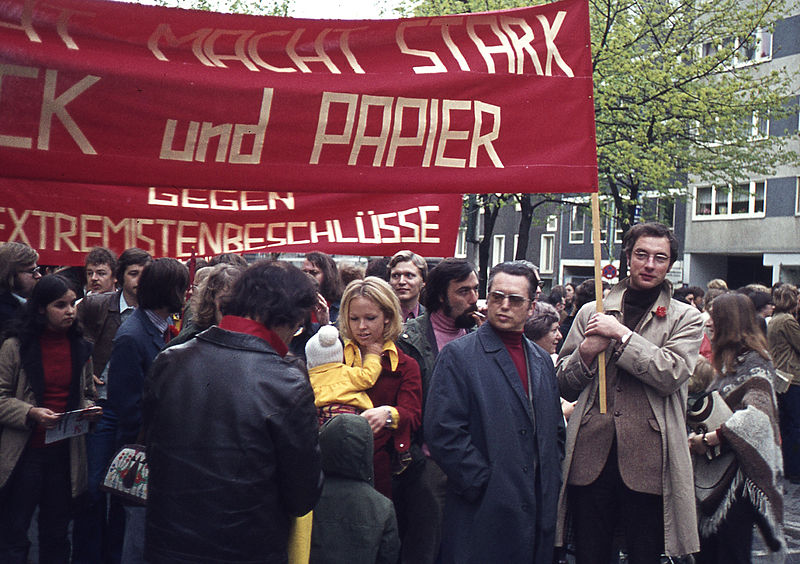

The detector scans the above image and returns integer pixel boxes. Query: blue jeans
[779,384,800,478]
[0,443,72,564]
[121,506,147,564]
[72,405,125,564]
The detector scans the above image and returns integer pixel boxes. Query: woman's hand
[688,431,719,455]
[27,407,62,429]
[362,406,392,434]
[313,293,330,326]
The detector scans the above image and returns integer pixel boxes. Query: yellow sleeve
[344,353,383,390]
[386,406,399,430]
[287,511,313,564]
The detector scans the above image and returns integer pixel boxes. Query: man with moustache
[84,247,118,296]
[72,248,152,564]
[396,258,481,564]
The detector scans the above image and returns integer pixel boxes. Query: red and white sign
[0,178,463,264]
[0,0,598,194]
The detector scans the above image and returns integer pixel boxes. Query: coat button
[521,503,530,511]
[616,386,623,392]
[614,410,621,417]
[520,429,527,435]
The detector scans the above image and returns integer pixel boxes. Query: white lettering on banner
[0,65,99,154]
[396,12,573,76]
[310,92,502,168]
[0,206,442,257]
[159,88,272,164]
[147,188,295,211]
[0,0,93,50]
[148,24,366,74]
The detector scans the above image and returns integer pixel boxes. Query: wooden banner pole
[590,193,607,414]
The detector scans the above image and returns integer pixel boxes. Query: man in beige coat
[556,222,703,562]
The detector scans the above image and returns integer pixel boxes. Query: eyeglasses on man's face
[487,290,531,308]
[631,249,670,265]
[18,265,41,277]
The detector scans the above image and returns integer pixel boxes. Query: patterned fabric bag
[101,444,148,505]
[687,391,737,514]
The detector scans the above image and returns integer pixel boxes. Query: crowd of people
[0,220,796,564]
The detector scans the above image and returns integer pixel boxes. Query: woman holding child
[337,277,422,498]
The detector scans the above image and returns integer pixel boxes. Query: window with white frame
[455,227,467,258]
[540,234,555,273]
[492,235,505,266]
[590,225,608,244]
[513,234,519,259]
[699,31,771,66]
[656,197,675,228]
[735,29,772,66]
[795,177,799,216]
[694,181,766,218]
[546,215,558,232]
[569,207,586,243]
[749,111,769,140]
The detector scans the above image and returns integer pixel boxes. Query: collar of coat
[344,339,399,371]
[602,277,673,319]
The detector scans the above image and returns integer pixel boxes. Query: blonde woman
[338,277,422,498]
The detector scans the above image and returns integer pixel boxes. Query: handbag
[101,444,148,505]
[687,391,738,514]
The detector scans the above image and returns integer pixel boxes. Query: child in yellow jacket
[306,325,383,425]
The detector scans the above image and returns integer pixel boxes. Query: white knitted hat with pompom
[305,325,344,369]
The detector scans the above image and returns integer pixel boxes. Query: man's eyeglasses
[631,250,670,265]
[487,290,531,308]
[18,266,41,276]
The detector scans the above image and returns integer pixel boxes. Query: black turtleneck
[622,284,662,329]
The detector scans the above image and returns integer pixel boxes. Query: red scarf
[219,316,289,357]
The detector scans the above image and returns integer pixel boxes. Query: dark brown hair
[710,292,770,374]
[622,222,679,267]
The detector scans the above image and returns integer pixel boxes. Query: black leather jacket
[143,326,323,564]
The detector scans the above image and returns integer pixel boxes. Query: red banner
[0,0,598,194]
[0,179,463,264]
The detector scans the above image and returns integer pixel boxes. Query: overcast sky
[290,0,404,19]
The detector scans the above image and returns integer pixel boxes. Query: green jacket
[397,312,438,413]
[310,414,399,564]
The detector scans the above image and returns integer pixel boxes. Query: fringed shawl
[702,351,785,555]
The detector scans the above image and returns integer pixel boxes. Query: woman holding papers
[0,274,101,564]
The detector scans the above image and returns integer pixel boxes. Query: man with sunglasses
[556,222,703,563]
[424,261,565,564]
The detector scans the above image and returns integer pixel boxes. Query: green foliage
[145,0,292,16]
[404,0,798,267]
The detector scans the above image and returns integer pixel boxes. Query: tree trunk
[477,195,501,298]
[515,194,533,260]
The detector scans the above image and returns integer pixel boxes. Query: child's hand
[365,342,383,357]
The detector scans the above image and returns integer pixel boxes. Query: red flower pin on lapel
[655,306,667,318]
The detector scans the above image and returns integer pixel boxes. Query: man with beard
[396,258,481,564]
